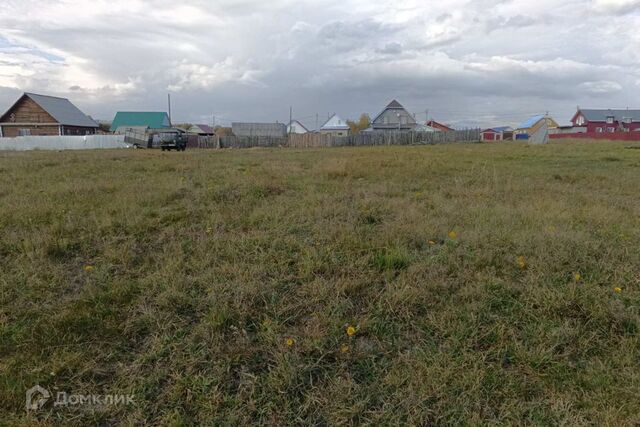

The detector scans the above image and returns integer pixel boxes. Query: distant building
[288,120,309,134]
[481,126,513,142]
[514,115,558,140]
[426,120,454,132]
[413,123,438,132]
[320,114,350,137]
[110,112,171,133]
[370,100,417,132]
[0,92,99,137]
[571,108,640,133]
[187,124,215,136]
[232,122,287,137]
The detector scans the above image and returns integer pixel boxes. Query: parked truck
[155,128,188,151]
[124,127,188,151]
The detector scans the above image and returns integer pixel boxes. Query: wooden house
[370,100,416,132]
[0,93,98,137]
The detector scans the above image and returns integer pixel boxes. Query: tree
[98,122,111,133]
[347,113,371,134]
[214,126,234,137]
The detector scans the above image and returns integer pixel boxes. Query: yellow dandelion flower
[517,256,527,269]
[448,231,457,239]
[346,326,356,337]
[573,272,582,282]
[340,344,350,353]
[286,338,295,347]
[84,265,94,272]
[614,287,623,294]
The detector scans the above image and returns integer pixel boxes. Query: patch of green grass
[0,141,639,425]
[372,247,412,272]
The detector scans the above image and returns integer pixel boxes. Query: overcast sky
[1,0,639,128]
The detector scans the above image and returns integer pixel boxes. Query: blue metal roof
[518,115,544,129]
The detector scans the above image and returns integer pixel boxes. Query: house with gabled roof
[514,115,558,140]
[571,108,640,133]
[187,124,215,136]
[110,112,171,133]
[481,126,513,142]
[288,120,309,135]
[320,114,349,137]
[370,100,417,132]
[0,92,99,137]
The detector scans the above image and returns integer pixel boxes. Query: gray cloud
[0,0,639,129]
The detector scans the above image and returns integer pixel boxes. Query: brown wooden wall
[0,125,60,137]
[0,96,57,124]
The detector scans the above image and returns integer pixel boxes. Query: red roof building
[571,108,640,134]
[426,120,454,132]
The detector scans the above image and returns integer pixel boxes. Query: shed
[481,126,513,142]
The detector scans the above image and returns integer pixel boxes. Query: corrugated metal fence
[0,135,132,151]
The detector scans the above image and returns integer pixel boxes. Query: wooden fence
[186,129,481,150]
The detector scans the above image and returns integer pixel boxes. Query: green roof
[110,112,171,132]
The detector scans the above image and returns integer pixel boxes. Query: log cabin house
[0,92,99,137]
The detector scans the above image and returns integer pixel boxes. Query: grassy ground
[1,140,639,425]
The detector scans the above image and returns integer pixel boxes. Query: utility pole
[168,94,172,125]
[289,106,293,135]
[316,113,319,132]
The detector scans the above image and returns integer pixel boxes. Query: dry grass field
[1,140,639,425]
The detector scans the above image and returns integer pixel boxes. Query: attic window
[606,116,614,124]
[576,115,585,126]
